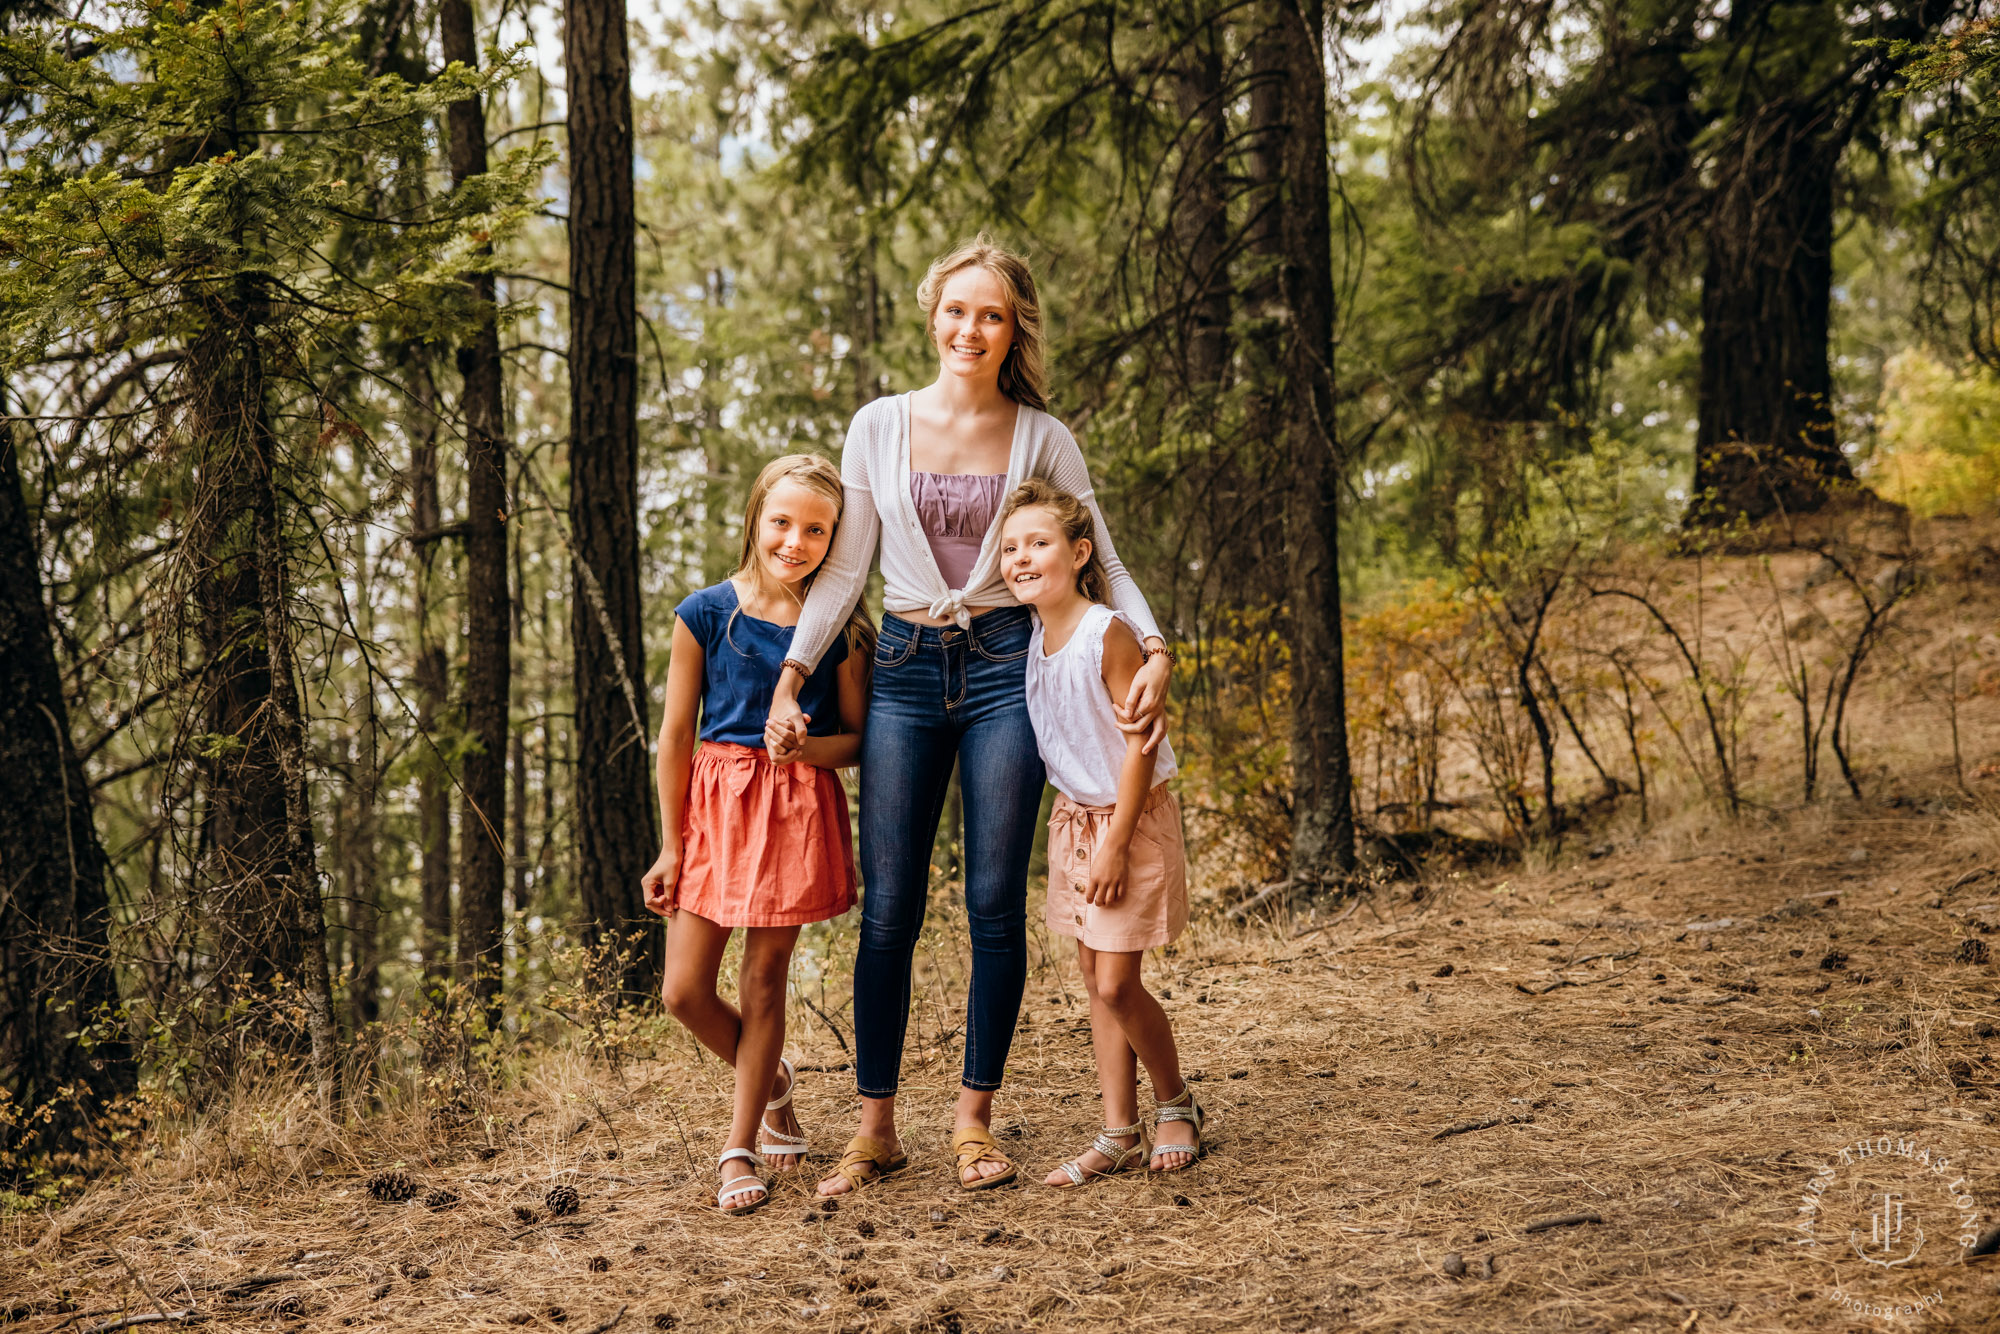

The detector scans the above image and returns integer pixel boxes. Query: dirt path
[6,804,1998,1332]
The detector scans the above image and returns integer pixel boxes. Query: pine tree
[0,0,542,1101]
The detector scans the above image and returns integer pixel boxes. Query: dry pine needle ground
[6,802,2000,1333]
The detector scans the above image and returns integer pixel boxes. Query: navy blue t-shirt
[673,581,850,749]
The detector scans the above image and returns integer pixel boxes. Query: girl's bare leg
[1043,942,1142,1185]
[1085,947,1194,1168]
[660,913,805,1175]
[718,926,802,1204]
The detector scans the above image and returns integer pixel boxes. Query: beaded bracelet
[781,657,813,679]
[1142,644,1179,667]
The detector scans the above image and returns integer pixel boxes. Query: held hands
[763,712,809,764]
[641,844,682,917]
[1113,649,1172,754]
[1087,840,1129,907]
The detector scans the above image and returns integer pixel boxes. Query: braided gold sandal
[950,1124,1019,1191]
[819,1135,908,1197]
[1149,1084,1205,1172]
[1048,1121,1147,1188]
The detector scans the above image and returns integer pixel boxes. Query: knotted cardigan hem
[786,393,1163,670]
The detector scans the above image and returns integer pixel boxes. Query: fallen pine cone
[545,1184,581,1217]
[587,1256,610,1273]
[423,1189,460,1211]
[1958,938,1991,966]
[513,1205,538,1223]
[367,1170,419,1203]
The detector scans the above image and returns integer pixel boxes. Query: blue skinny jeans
[853,606,1046,1096]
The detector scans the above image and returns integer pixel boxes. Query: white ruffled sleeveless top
[1025,603,1178,809]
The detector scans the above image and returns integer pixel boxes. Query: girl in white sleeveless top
[997,479,1204,1186]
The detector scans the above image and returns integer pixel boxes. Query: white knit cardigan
[788,392,1163,669]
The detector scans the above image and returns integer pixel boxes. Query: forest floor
[7,799,2000,1333]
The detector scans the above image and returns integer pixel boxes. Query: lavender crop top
[910,471,1005,590]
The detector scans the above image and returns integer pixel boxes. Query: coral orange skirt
[674,741,856,928]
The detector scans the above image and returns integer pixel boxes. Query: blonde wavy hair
[730,453,877,662]
[916,234,1049,411]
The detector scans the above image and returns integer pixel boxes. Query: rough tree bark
[0,403,135,1172]
[409,362,453,986]
[189,283,341,1109]
[344,527,382,1032]
[1261,0,1356,887]
[701,267,732,585]
[1172,21,1232,389]
[566,0,659,999]
[1690,98,1849,523]
[442,0,510,1020]
[1688,0,1962,523]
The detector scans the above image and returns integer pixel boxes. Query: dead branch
[1433,1115,1533,1140]
[82,1313,200,1334]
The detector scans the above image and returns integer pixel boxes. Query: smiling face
[1000,503,1091,609]
[930,265,1017,384]
[753,477,840,590]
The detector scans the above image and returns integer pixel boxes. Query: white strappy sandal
[1150,1084,1205,1172]
[1049,1120,1148,1188]
[757,1057,808,1170]
[716,1146,768,1216]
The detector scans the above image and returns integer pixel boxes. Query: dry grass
[6,799,2000,1333]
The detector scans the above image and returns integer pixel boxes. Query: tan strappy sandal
[821,1135,908,1196]
[1149,1084,1205,1172]
[758,1057,807,1171]
[951,1124,1019,1191]
[1048,1120,1147,1188]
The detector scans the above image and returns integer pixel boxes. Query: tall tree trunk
[566,0,659,1000]
[345,529,382,1033]
[1173,20,1232,389]
[510,477,531,919]
[194,404,301,1002]
[191,285,341,1108]
[442,0,510,1022]
[410,361,454,986]
[852,232,883,412]
[1690,97,1849,524]
[1226,14,1292,598]
[0,400,135,1173]
[1261,0,1355,888]
[701,267,732,584]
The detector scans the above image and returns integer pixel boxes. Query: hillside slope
[6,801,1998,1332]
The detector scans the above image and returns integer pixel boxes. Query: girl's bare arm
[793,648,869,770]
[642,618,705,913]
[1089,621,1160,904]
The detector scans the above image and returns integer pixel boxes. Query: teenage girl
[765,237,1173,1198]
[997,478,1204,1185]
[642,454,873,1216]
